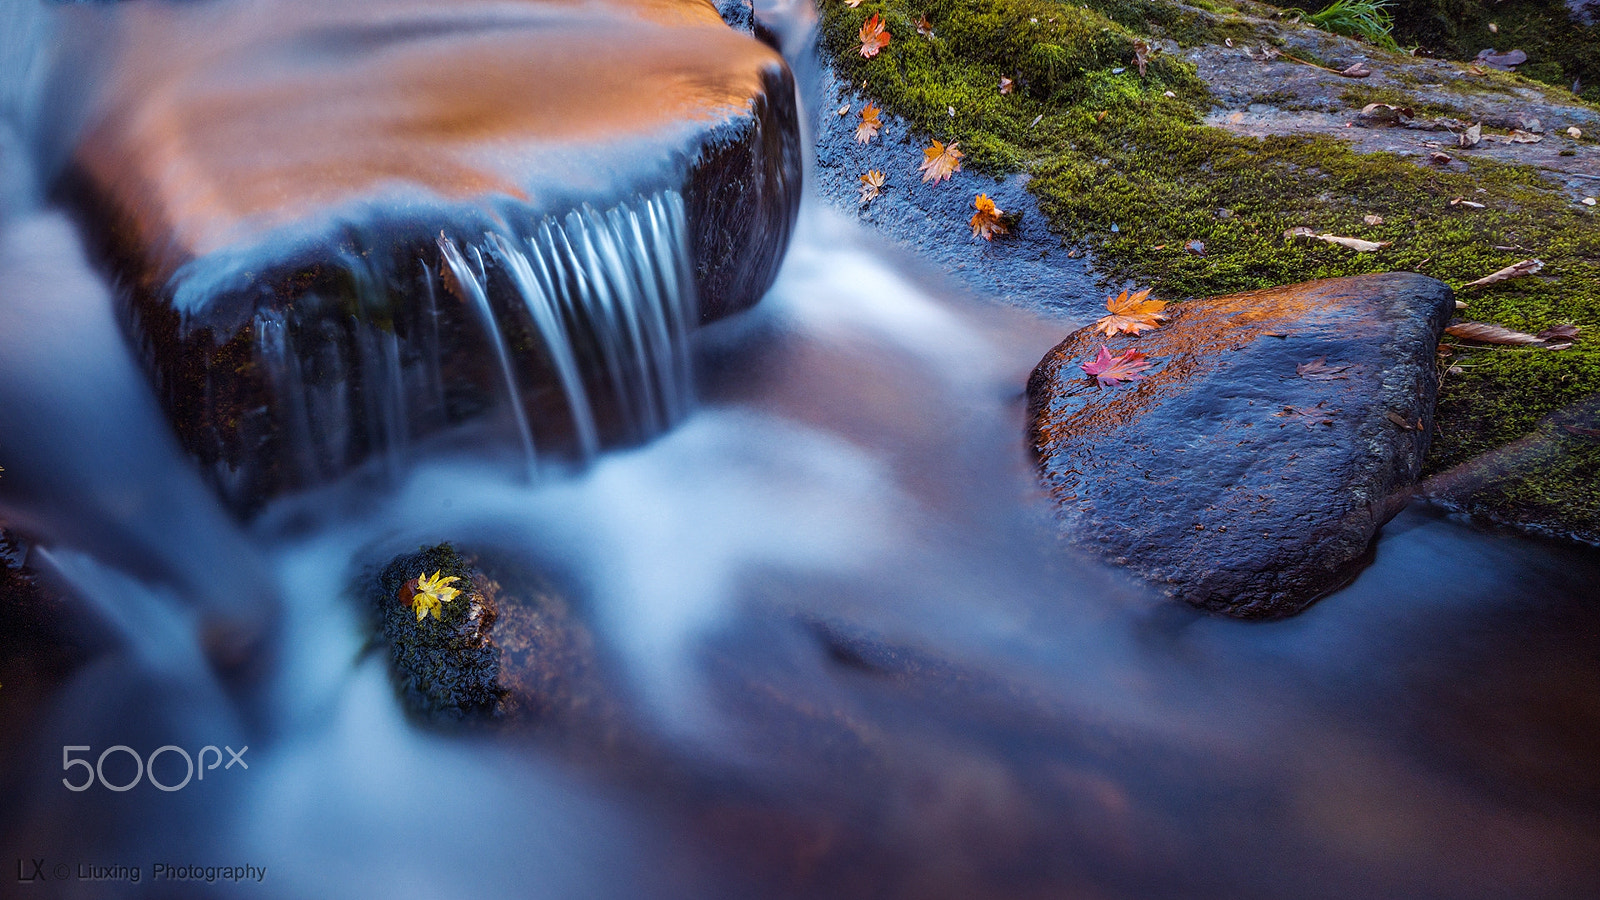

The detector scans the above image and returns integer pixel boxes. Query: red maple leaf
[1081,346,1152,386]
[859,13,891,58]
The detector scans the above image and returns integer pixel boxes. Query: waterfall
[248,189,698,503]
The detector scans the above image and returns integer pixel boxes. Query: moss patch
[824,0,1600,537]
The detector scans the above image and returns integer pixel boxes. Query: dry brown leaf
[1363,214,1384,226]
[1429,151,1453,165]
[1459,123,1482,148]
[856,103,882,143]
[1316,233,1391,252]
[916,14,933,36]
[1133,38,1153,78]
[1338,62,1372,78]
[859,169,885,204]
[1445,322,1544,344]
[1463,258,1542,288]
[999,76,1014,95]
[1506,129,1543,143]
[1094,288,1168,337]
[919,139,964,183]
[1536,323,1581,342]
[1359,103,1412,124]
[1296,357,1354,380]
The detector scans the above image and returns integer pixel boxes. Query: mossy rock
[818,0,1600,542]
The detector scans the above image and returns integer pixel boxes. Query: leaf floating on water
[858,13,890,58]
[856,103,882,143]
[1094,288,1167,337]
[859,169,886,204]
[1082,346,1153,386]
[919,139,964,183]
[1463,258,1542,287]
[1459,123,1482,148]
[1296,357,1354,380]
[1445,322,1544,344]
[969,193,1009,240]
[1338,62,1372,78]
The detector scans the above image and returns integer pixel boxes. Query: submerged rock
[1027,273,1455,618]
[64,0,802,511]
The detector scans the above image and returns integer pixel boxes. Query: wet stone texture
[64,0,802,512]
[1027,273,1455,618]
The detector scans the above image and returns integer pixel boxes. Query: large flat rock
[1027,273,1455,618]
[61,0,801,510]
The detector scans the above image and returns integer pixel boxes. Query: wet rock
[1027,273,1455,618]
[367,542,614,728]
[63,0,801,512]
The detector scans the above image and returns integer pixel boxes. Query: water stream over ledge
[2,1,1599,898]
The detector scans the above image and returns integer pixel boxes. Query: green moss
[825,0,1600,536]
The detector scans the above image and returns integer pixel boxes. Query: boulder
[1027,273,1455,618]
[62,0,802,511]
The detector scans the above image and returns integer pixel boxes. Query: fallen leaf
[1521,117,1543,133]
[1338,62,1372,78]
[1586,197,1598,206]
[1278,402,1335,429]
[1185,239,1206,256]
[1384,410,1420,430]
[1450,197,1487,208]
[1296,357,1354,380]
[969,193,1008,240]
[1459,123,1482,147]
[1506,129,1543,143]
[1030,113,1044,128]
[845,0,863,5]
[837,104,850,116]
[1445,322,1544,344]
[1359,103,1412,124]
[1316,233,1391,252]
[1163,90,1176,98]
[856,103,882,143]
[1430,151,1453,164]
[916,14,933,36]
[858,13,890,58]
[1463,258,1542,287]
[1536,323,1581,342]
[999,76,1014,95]
[1488,22,1498,34]
[1569,126,1583,139]
[1284,226,1317,241]
[918,139,964,183]
[1094,288,1168,337]
[1363,214,1384,226]
[1468,64,1487,76]
[859,169,885,204]
[1133,38,1153,77]
[1082,346,1153,386]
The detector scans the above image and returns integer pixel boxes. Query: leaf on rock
[1093,288,1167,337]
[859,169,886,204]
[919,139,964,183]
[1081,346,1153,386]
[1459,123,1482,147]
[1277,402,1334,429]
[1464,258,1542,287]
[1445,322,1544,344]
[1359,103,1412,125]
[1506,129,1543,143]
[969,193,1008,240]
[1296,357,1354,380]
[1338,62,1372,78]
[859,13,890,58]
[856,103,882,143]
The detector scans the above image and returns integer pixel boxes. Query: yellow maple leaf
[969,193,1007,240]
[859,169,886,203]
[856,103,882,143]
[403,569,463,622]
[1093,288,1167,337]
[918,139,963,184]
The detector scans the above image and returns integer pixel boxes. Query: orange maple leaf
[1081,346,1152,386]
[916,14,933,36]
[859,13,890,58]
[859,169,886,203]
[999,76,1014,95]
[918,139,963,183]
[1092,288,1167,337]
[856,103,882,143]
[969,194,1008,240]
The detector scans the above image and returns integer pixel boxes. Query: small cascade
[244,189,699,505]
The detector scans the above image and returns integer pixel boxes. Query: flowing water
[2,1,1599,898]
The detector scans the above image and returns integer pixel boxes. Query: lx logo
[16,858,44,882]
